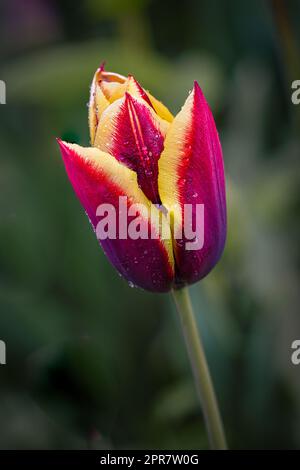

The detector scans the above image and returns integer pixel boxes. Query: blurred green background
[0,0,300,450]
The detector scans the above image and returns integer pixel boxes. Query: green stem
[172,287,227,450]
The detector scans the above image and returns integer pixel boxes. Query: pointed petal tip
[124,90,132,100]
[124,90,139,106]
[124,91,133,108]
[124,90,141,109]
[99,61,106,72]
[181,81,204,107]
[192,80,207,103]
[127,74,141,86]
[126,75,154,108]
[190,80,202,98]
[56,138,69,152]
[56,137,65,150]
[56,139,74,164]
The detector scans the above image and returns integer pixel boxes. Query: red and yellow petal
[89,65,173,147]
[146,91,174,123]
[125,76,173,122]
[99,74,154,110]
[94,93,169,204]
[158,81,226,285]
[89,69,111,145]
[57,140,174,292]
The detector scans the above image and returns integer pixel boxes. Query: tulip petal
[158,81,226,285]
[89,73,110,145]
[147,92,174,122]
[58,140,174,292]
[89,68,130,145]
[94,93,169,204]
[125,75,153,108]
[92,69,152,106]
[89,66,173,145]
[100,74,156,112]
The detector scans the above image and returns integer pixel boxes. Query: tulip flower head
[58,65,226,292]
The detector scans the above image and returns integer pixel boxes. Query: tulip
[58,65,226,293]
[57,65,227,449]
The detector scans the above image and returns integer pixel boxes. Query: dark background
[0,0,300,449]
